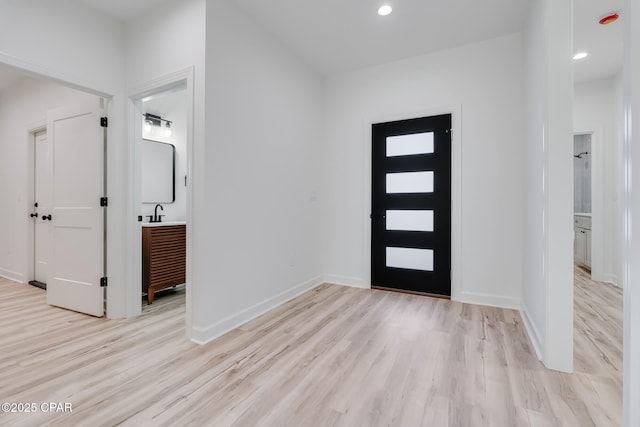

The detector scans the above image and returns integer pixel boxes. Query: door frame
[572,129,608,284]
[25,122,47,285]
[0,53,123,318]
[127,67,195,337]
[362,105,462,301]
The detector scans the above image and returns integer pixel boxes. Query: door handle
[42,215,52,221]
[30,213,38,218]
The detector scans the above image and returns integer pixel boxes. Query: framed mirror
[141,139,175,203]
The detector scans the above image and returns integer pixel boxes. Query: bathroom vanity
[142,222,186,304]
[574,214,591,269]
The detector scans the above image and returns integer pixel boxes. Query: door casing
[33,130,52,284]
[127,67,195,339]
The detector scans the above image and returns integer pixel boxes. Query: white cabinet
[574,215,591,269]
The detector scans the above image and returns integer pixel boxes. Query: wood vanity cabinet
[142,225,186,304]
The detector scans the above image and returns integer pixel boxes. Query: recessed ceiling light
[378,5,392,16]
[573,52,588,60]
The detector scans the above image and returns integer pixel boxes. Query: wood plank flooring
[0,269,621,426]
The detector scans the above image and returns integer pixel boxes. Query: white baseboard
[520,302,543,362]
[0,268,25,283]
[322,275,367,289]
[602,274,621,288]
[457,291,521,310]
[190,275,323,345]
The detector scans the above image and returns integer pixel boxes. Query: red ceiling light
[598,12,619,25]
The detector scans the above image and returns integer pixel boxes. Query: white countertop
[574,213,591,217]
[142,221,186,227]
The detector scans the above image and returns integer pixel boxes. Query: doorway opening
[128,68,194,329]
[0,65,110,317]
[140,86,188,313]
[28,129,49,290]
[573,133,592,272]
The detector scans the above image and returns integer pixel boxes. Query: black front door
[371,114,452,296]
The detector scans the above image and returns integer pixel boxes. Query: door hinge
[100,197,108,207]
[100,277,108,287]
[100,117,108,127]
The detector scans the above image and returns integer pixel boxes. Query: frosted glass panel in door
[386,132,434,157]
[386,210,434,231]
[386,247,434,271]
[386,171,434,193]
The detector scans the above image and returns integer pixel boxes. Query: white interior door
[34,131,52,284]
[46,101,105,317]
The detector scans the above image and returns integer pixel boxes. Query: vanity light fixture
[378,5,392,16]
[143,120,152,133]
[573,52,588,60]
[143,113,173,137]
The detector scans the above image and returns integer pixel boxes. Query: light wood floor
[0,269,621,427]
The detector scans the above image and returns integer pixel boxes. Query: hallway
[573,266,623,417]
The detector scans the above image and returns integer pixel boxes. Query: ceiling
[71,0,173,22]
[573,0,623,82]
[0,0,624,97]
[233,0,528,74]
[71,0,622,79]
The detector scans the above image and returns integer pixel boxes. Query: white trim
[128,67,195,339]
[361,105,462,299]
[602,274,621,288]
[458,292,521,310]
[520,302,543,361]
[0,268,25,283]
[26,121,47,134]
[126,68,192,100]
[322,275,366,289]
[191,276,324,345]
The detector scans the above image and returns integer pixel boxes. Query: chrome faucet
[152,204,164,223]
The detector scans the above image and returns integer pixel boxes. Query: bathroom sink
[142,221,186,227]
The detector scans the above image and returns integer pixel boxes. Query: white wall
[198,0,324,342]
[522,0,574,373]
[623,0,640,424]
[522,0,546,360]
[125,0,205,89]
[574,77,623,286]
[0,0,124,96]
[321,33,524,309]
[0,0,129,318]
[0,78,98,282]
[141,90,188,222]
